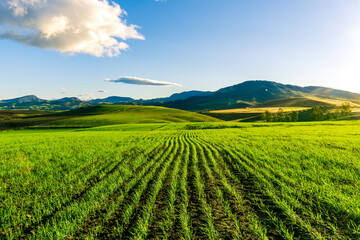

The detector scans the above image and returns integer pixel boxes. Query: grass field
[0,105,220,130]
[204,104,360,122]
[0,110,51,120]
[1,120,359,239]
[203,107,310,122]
[256,97,360,108]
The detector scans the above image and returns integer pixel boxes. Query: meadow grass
[0,120,359,239]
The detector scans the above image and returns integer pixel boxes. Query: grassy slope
[203,107,309,122]
[0,110,51,119]
[0,105,220,129]
[256,97,359,107]
[203,97,360,122]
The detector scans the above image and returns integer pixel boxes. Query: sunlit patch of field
[305,97,360,106]
[0,110,51,119]
[203,107,309,122]
[0,105,220,130]
[207,107,310,114]
[256,97,360,108]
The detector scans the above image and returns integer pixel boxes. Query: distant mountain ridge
[1,80,359,111]
[160,81,360,110]
[91,96,134,103]
[0,95,43,103]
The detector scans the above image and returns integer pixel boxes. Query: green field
[0,105,220,130]
[1,120,360,239]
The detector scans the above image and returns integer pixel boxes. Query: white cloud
[105,76,181,87]
[78,93,94,100]
[0,0,144,56]
[98,90,108,93]
[60,87,68,94]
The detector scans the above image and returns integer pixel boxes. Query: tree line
[310,102,352,121]
[262,108,299,122]
[262,102,352,122]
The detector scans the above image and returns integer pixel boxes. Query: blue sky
[1,0,360,100]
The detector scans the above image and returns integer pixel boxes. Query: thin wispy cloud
[60,88,68,94]
[98,90,108,93]
[0,0,144,56]
[78,93,94,100]
[105,76,181,87]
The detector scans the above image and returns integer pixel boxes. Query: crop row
[1,126,359,239]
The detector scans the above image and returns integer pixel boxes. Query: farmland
[1,121,360,239]
[203,107,309,122]
[0,105,219,130]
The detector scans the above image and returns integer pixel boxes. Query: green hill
[256,97,360,108]
[159,81,360,111]
[0,105,220,129]
[2,81,360,111]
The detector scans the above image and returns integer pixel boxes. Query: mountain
[0,96,91,111]
[159,81,360,110]
[55,97,81,102]
[160,81,304,110]
[256,97,360,108]
[1,80,359,111]
[149,90,213,102]
[90,96,135,103]
[166,90,213,101]
[303,86,360,100]
[0,95,42,103]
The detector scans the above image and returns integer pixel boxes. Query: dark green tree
[310,106,325,121]
[341,102,352,117]
[285,114,292,122]
[262,110,273,122]
[273,113,278,122]
[277,108,284,122]
[290,111,299,122]
[325,112,333,120]
[334,106,341,119]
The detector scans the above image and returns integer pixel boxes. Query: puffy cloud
[0,0,144,56]
[105,76,181,87]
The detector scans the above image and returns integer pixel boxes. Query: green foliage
[310,106,325,121]
[277,108,284,121]
[290,111,299,122]
[262,109,300,122]
[340,102,352,117]
[262,110,273,122]
[310,103,352,121]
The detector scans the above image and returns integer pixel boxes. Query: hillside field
[1,121,359,239]
[256,97,360,108]
[203,107,310,122]
[0,105,220,130]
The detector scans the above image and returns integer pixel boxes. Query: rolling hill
[0,95,43,103]
[161,81,360,111]
[0,105,220,129]
[256,97,360,108]
[1,80,359,111]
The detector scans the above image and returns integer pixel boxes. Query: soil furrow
[146,134,185,239]
[95,135,179,239]
[72,136,175,239]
